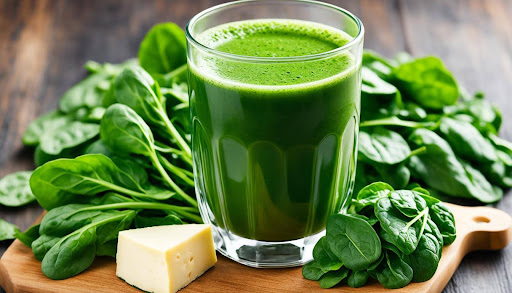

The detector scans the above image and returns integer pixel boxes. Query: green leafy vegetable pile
[357,51,511,203]
[6,23,197,280]
[0,21,506,281]
[303,182,456,289]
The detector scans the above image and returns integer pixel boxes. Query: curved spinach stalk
[360,116,435,129]
[157,153,194,186]
[76,202,200,223]
[408,146,427,158]
[112,66,191,156]
[155,63,188,86]
[40,202,200,237]
[154,141,193,167]
[100,104,197,207]
[402,207,429,248]
[160,83,188,104]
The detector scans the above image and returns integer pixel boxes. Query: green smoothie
[190,19,360,241]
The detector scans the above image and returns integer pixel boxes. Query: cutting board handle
[409,204,512,293]
[448,204,512,253]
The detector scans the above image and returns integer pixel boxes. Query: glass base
[211,224,324,268]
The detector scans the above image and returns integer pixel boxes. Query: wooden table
[0,0,511,292]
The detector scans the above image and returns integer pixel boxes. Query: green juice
[189,19,360,241]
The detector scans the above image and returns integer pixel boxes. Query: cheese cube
[116,224,217,293]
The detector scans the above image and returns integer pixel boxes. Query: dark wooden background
[0,0,511,292]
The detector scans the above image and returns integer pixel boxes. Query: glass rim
[185,0,364,63]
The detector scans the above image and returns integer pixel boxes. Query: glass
[186,0,364,267]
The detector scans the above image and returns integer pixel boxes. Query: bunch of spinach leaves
[1,22,199,280]
[358,50,511,203]
[303,182,456,289]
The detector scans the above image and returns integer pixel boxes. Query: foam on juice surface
[192,19,357,92]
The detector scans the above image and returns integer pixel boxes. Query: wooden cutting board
[0,203,510,293]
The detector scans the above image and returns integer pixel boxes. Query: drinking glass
[186,0,364,267]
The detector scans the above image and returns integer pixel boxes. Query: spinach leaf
[357,182,394,201]
[42,226,97,280]
[0,171,35,207]
[408,128,500,203]
[15,224,40,247]
[351,181,393,213]
[83,107,106,122]
[362,67,398,96]
[312,236,343,272]
[389,190,427,217]
[391,56,458,110]
[347,270,368,288]
[155,64,188,88]
[58,59,135,113]
[381,241,404,258]
[95,210,135,245]
[375,198,427,255]
[318,267,349,289]
[39,121,99,155]
[438,117,497,163]
[373,163,411,190]
[425,218,443,253]
[462,161,503,203]
[489,133,512,155]
[100,104,155,157]
[85,139,114,157]
[358,128,411,165]
[398,102,428,121]
[0,218,20,241]
[373,250,413,289]
[59,72,112,113]
[302,260,326,281]
[84,59,138,75]
[361,67,400,120]
[96,239,117,257]
[403,233,441,282]
[34,143,88,167]
[161,82,188,104]
[112,66,191,156]
[366,253,385,280]
[88,192,134,205]
[346,214,378,226]
[483,151,512,188]
[22,110,70,146]
[41,210,135,280]
[418,193,456,245]
[138,23,187,76]
[326,214,381,270]
[32,234,61,261]
[39,204,103,236]
[168,102,191,133]
[101,104,196,207]
[444,97,502,134]
[113,67,164,125]
[362,50,396,78]
[29,154,165,210]
[110,157,150,189]
[134,212,183,228]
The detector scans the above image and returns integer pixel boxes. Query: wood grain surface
[0,204,510,293]
[0,0,511,292]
